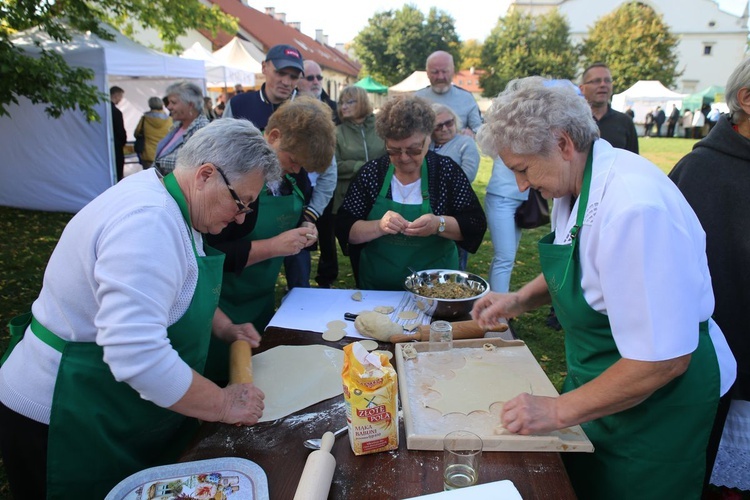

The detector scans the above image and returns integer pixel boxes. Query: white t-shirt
[550,140,735,394]
[0,169,203,424]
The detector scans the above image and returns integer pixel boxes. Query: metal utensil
[408,266,433,288]
[304,426,348,450]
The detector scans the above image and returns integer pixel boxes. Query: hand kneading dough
[354,311,402,341]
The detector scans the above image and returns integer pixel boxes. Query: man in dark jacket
[109,86,127,181]
[653,106,666,137]
[666,104,680,137]
[579,63,639,154]
[223,44,303,129]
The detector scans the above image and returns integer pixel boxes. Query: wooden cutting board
[394,338,594,453]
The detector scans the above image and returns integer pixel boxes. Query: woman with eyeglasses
[202,97,336,383]
[336,95,486,290]
[0,120,280,499]
[154,81,211,175]
[429,103,481,271]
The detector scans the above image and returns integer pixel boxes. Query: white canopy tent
[611,80,686,124]
[388,71,430,95]
[0,24,204,213]
[181,42,255,90]
[212,37,264,76]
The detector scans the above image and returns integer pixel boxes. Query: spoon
[304,426,348,450]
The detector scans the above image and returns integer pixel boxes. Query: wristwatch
[437,216,446,234]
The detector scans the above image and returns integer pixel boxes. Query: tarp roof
[211,37,264,75]
[682,85,726,111]
[181,42,255,89]
[355,76,388,94]
[389,71,430,94]
[611,80,686,123]
[0,24,204,212]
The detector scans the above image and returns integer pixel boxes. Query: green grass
[0,137,695,495]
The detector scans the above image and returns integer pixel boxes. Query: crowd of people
[0,39,747,500]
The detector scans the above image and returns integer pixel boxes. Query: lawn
[0,137,696,496]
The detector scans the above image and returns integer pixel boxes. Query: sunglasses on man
[304,75,324,82]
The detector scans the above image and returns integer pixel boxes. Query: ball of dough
[354,311,402,342]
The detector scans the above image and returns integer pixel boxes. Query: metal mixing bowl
[403,269,490,320]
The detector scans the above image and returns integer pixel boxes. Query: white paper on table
[265,288,429,339]
[404,480,522,499]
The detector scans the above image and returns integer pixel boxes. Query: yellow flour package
[342,342,399,455]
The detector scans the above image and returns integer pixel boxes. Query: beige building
[510,0,749,92]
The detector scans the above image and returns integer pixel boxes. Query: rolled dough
[252,345,344,422]
[427,358,533,415]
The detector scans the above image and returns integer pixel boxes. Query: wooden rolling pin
[228,340,253,384]
[293,431,336,500]
[389,319,508,344]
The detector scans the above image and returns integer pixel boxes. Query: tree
[580,3,681,92]
[0,1,236,120]
[479,9,577,98]
[353,5,461,86]
[460,40,482,71]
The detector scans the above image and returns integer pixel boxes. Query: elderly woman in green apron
[470,77,737,499]
[203,97,336,382]
[0,120,281,500]
[336,95,486,290]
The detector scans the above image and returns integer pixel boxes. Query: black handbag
[134,132,145,155]
[514,188,550,229]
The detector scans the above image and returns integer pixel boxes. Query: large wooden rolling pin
[389,319,508,344]
[293,431,336,500]
[228,340,253,384]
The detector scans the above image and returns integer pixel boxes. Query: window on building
[703,44,713,56]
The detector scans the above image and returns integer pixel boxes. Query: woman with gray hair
[154,80,210,174]
[429,103,480,271]
[336,95,486,290]
[134,95,173,169]
[670,57,750,494]
[471,76,735,499]
[0,119,280,499]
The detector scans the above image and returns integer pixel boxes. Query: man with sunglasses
[292,59,340,289]
[579,62,639,154]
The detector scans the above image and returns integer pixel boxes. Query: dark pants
[315,200,338,287]
[0,401,48,500]
[667,121,677,137]
[115,149,125,181]
[283,250,311,289]
[684,127,693,138]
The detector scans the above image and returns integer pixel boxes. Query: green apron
[358,161,458,290]
[203,176,304,382]
[538,147,719,500]
[9,173,225,499]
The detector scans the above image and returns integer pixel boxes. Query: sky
[244,0,749,46]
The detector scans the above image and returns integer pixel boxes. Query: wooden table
[180,327,577,499]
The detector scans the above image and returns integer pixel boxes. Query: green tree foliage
[460,39,482,70]
[0,0,236,120]
[353,5,461,86]
[580,2,681,92]
[479,9,577,98]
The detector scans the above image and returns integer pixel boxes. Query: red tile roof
[206,0,360,77]
[453,69,486,94]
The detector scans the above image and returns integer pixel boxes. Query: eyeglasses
[304,74,324,82]
[582,77,613,86]
[434,118,455,131]
[385,138,427,158]
[214,165,254,215]
[340,99,357,107]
